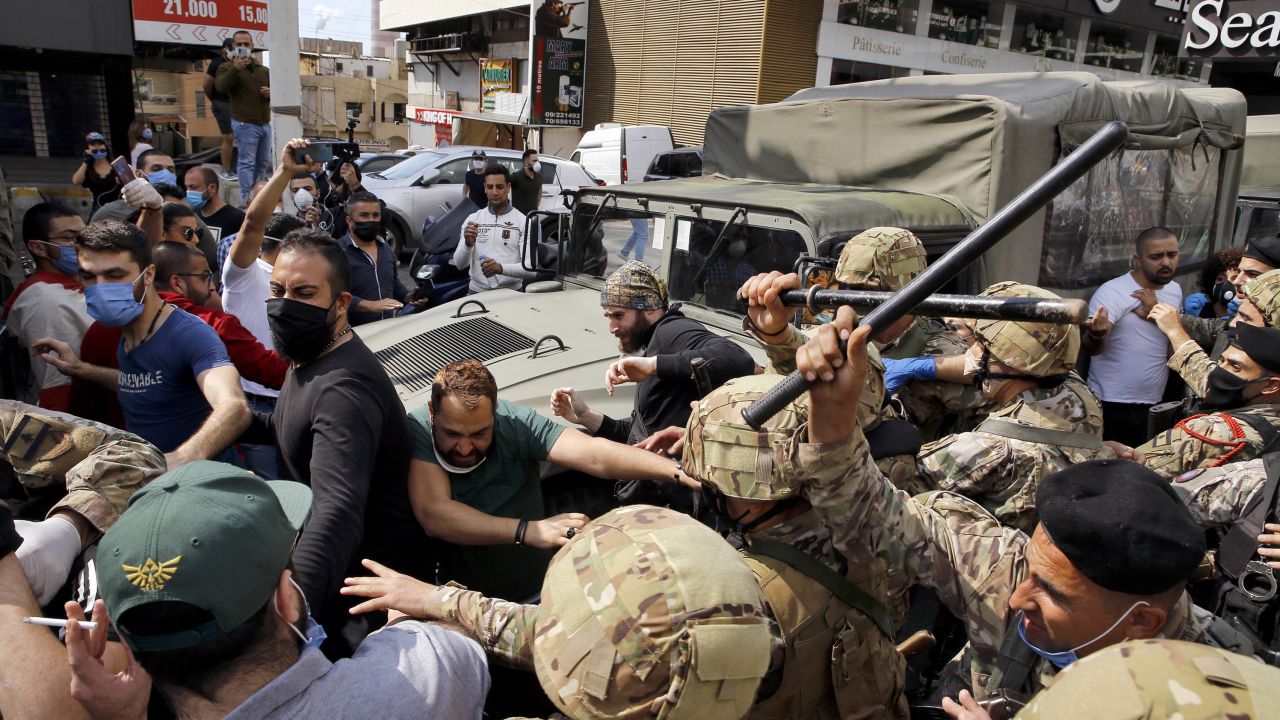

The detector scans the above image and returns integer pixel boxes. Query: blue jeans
[621,218,647,261]
[230,394,280,478]
[232,119,272,201]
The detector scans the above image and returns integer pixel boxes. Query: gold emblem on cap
[122,556,182,592]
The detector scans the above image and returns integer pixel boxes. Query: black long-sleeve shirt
[248,335,422,619]
[597,307,756,444]
[598,308,755,510]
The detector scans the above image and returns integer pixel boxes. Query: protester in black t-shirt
[71,132,120,211]
[184,166,245,241]
[462,149,488,208]
[240,174,425,653]
[509,148,544,215]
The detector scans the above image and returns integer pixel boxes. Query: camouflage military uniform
[1136,405,1280,478]
[1171,270,1280,397]
[1,400,165,534]
[882,316,991,442]
[918,374,1109,532]
[686,374,907,718]
[1016,639,1280,719]
[795,425,1223,700]
[1171,457,1269,529]
[748,321,928,495]
[439,505,772,720]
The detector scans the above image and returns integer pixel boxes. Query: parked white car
[359,145,601,257]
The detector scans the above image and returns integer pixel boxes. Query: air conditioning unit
[137,77,155,101]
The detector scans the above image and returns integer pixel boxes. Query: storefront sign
[409,106,460,126]
[1182,0,1280,58]
[529,0,589,127]
[1065,0,1185,34]
[818,21,1209,85]
[131,0,267,47]
[480,59,515,113]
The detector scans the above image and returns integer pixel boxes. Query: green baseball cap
[98,461,312,652]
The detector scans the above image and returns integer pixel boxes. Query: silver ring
[565,528,577,539]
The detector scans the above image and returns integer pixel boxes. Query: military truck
[1232,114,1280,247]
[361,72,1246,425]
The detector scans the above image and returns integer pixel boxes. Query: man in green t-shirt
[408,359,695,601]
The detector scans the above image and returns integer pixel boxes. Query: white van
[571,124,674,185]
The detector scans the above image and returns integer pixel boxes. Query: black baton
[776,289,1089,324]
[741,120,1129,430]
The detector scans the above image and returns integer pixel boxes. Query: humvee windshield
[563,199,808,316]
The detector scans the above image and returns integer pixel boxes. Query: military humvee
[361,71,1245,424]
[1233,114,1280,248]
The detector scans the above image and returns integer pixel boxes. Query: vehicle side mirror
[416,170,441,187]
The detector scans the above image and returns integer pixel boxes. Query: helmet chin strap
[975,348,1067,390]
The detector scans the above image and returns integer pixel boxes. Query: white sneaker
[219,171,237,181]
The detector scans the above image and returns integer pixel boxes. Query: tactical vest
[742,539,907,720]
[1214,451,1280,665]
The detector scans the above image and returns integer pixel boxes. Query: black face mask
[1212,281,1237,306]
[267,297,337,365]
[352,220,380,241]
[1202,366,1261,410]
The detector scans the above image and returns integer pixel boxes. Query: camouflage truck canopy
[704,72,1246,293]
[1242,114,1280,197]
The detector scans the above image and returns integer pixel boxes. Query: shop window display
[927,0,1003,48]
[1011,7,1080,61]
[1150,34,1203,81]
[837,0,920,35]
[1083,22,1145,73]
[831,59,909,85]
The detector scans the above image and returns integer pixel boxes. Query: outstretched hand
[342,558,443,619]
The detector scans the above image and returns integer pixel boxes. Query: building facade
[815,0,1208,88]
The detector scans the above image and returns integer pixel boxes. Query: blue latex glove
[882,356,936,395]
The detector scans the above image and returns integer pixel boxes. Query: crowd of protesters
[4,118,1280,720]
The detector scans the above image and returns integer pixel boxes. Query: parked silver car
[359,145,600,257]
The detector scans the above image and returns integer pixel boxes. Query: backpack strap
[975,418,1104,451]
[986,621,1038,695]
[746,536,894,640]
[1218,452,1280,578]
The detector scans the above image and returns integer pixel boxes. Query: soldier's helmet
[532,505,771,720]
[968,281,1079,377]
[1241,268,1280,329]
[1016,639,1280,719]
[833,227,928,292]
[684,374,807,501]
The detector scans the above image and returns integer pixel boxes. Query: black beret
[1036,460,1205,596]
[1230,323,1280,375]
[1243,234,1280,269]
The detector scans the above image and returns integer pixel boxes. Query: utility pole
[268,0,304,167]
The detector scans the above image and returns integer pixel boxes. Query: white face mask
[294,188,314,211]
[530,161,542,173]
[433,443,487,474]
[472,160,485,171]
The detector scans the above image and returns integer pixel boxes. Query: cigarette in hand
[22,617,97,630]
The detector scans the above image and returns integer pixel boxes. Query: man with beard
[339,191,423,325]
[550,261,755,511]
[239,198,426,655]
[408,359,697,603]
[1084,227,1182,447]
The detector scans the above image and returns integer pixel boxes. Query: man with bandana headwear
[551,261,754,512]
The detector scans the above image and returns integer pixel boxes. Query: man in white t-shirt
[221,143,313,476]
[1086,226,1183,446]
[452,164,537,294]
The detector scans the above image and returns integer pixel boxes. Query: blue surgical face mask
[142,128,154,141]
[83,269,149,328]
[35,241,79,277]
[275,576,327,650]
[1014,602,1148,669]
[146,168,177,187]
[90,149,108,160]
[186,189,209,211]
